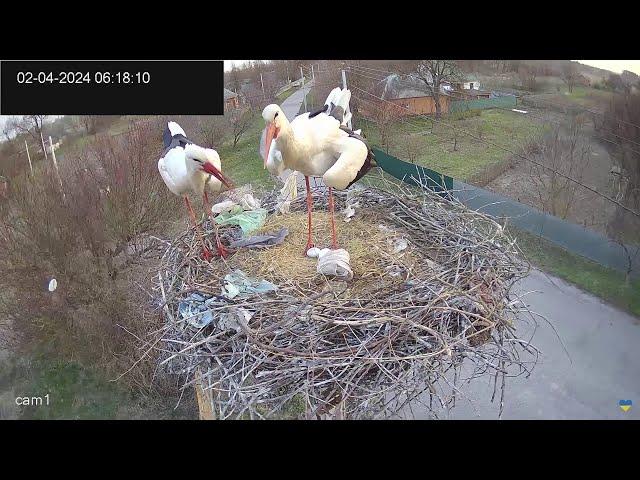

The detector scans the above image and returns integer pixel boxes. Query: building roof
[223,88,239,100]
[376,74,451,100]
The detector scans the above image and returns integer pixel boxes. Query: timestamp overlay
[0,60,223,114]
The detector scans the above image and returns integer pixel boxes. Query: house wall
[388,95,451,116]
[224,97,239,110]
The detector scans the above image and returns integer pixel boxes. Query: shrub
[0,120,180,382]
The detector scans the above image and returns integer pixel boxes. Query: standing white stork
[261,87,375,254]
[158,121,233,259]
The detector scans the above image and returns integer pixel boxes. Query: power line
[347,67,640,156]
[349,85,640,218]
[348,63,640,135]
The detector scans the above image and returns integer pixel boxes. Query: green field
[0,353,196,419]
[512,229,640,318]
[217,114,276,190]
[357,109,542,181]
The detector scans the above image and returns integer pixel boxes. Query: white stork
[261,87,375,254]
[158,121,233,259]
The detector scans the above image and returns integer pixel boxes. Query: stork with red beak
[158,121,234,260]
[261,87,375,254]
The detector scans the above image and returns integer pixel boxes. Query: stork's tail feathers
[324,87,352,126]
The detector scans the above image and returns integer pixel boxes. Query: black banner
[0,60,223,115]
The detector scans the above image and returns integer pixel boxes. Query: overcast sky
[576,60,640,75]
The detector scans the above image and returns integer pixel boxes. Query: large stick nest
[151,178,539,419]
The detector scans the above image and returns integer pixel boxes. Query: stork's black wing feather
[308,104,329,119]
[161,126,193,157]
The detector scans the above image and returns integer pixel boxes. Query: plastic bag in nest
[218,307,253,333]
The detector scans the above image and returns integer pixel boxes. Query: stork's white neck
[275,120,305,168]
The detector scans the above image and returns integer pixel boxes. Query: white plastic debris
[211,200,237,215]
[343,204,356,222]
[306,247,322,258]
[317,248,353,281]
[276,172,298,215]
[48,278,57,292]
[343,189,360,223]
[239,193,261,211]
[392,238,408,253]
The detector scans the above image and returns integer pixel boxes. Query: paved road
[413,269,640,420]
[280,80,313,121]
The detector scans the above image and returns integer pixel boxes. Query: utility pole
[301,66,307,112]
[341,69,352,129]
[24,140,33,176]
[40,131,48,162]
[49,136,65,200]
[260,73,265,100]
[311,64,315,82]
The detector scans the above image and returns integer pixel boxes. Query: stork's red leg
[203,191,229,258]
[304,175,315,255]
[328,187,338,249]
[185,195,213,261]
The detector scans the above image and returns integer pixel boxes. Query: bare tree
[403,134,421,162]
[8,115,49,158]
[414,60,463,119]
[518,65,538,91]
[374,102,399,153]
[603,92,640,246]
[198,116,229,148]
[227,65,242,93]
[528,119,592,219]
[227,108,254,148]
[79,115,99,135]
[561,62,579,93]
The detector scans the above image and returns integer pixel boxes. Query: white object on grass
[48,278,57,292]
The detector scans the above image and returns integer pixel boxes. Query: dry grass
[226,209,420,296]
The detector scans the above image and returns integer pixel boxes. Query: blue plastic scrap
[222,269,278,299]
[178,292,215,328]
[229,227,289,249]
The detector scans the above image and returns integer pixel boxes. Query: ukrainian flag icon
[619,400,632,412]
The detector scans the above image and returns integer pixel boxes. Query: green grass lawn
[0,353,197,419]
[512,228,640,318]
[217,113,276,191]
[526,86,613,110]
[358,109,542,181]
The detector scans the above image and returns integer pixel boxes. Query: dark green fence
[449,95,517,113]
[372,147,453,194]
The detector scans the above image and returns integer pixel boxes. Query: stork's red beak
[201,163,233,189]
[263,122,279,168]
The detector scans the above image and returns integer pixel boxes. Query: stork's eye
[274,112,279,119]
